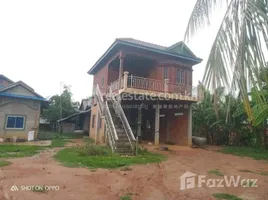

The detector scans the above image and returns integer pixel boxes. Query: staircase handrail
[94,84,118,152]
[109,87,136,146]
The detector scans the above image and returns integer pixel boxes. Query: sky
[0,0,223,101]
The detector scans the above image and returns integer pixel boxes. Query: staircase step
[116,150,133,152]
[115,148,133,152]
[116,138,129,141]
[116,144,132,148]
[117,134,128,138]
[115,128,125,134]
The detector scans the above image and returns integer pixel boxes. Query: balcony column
[123,71,129,89]
[197,83,204,101]
[137,105,142,138]
[154,100,160,145]
[188,104,192,146]
[118,53,124,89]
[164,79,169,93]
[95,106,99,144]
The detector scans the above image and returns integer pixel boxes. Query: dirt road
[0,144,267,200]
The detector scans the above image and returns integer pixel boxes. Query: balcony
[109,72,199,102]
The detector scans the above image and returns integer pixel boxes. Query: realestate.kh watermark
[179,171,258,190]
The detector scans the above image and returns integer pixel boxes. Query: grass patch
[120,166,132,171]
[49,139,72,147]
[239,169,268,176]
[213,193,242,200]
[0,160,12,167]
[76,143,110,156]
[208,169,224,177]
[120,195,132,200]
[38,132,85,140]
[242,180,254,187]
[0,145,44,158]
[239,169,253,173]
[219,146,268,160]
[55,145,166,169]
[259,171,268,176]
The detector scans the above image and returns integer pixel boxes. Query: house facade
[0,75,46,140]
[87,38,202,152]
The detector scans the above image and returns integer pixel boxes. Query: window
[187,70,192,85]
[163,67,168,79]
[101,77,104,87]
[92,115,95,128]
[176,69,185,84]
[5,115,25,130]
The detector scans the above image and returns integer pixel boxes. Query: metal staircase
[94,84,136,155]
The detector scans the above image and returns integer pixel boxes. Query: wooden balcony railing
[109,71,199,99]
[127,76,165,92]
[110,77,124,92]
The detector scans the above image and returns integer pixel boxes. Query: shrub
[83,136,94,143]
[76,143,110,156]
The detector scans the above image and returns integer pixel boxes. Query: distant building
[57,98,92,133]
[0,74,46,140]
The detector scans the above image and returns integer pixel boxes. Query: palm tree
[184,0,268,126]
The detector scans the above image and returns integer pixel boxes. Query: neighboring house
[0,75,46,140]
[57,98,92,133]
[87,38,202,153]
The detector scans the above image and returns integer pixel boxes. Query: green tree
[42,85,79,123]
[186,0,268,148]
[185,0,268,120]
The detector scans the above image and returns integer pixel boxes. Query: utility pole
[59,82,63,133]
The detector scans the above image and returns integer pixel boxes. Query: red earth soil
[0,141,268,200]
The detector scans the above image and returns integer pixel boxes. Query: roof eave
[117,40,202,63]
[87,40,202,74]
[87,41,118,75]
[0,92,47,101]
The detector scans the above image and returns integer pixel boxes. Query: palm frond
[188,0,268,123]
[184,0,229,42]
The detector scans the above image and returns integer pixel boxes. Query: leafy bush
[76,143,110,156]
[134,145,148,155]
[83,136,94,143]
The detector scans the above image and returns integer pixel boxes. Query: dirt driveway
[0,143,268,200]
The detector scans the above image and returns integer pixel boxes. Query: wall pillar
[166,119,170,142]
[137,106,142,137]
[188,104,192,146]
[123,71,129,89]
[95,105,99,144]
[118,53,124,89]
[197,83,204,101]
[154,101,160,145]
[164,79,169,93]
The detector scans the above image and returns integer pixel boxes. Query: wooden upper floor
[88,38,202,101]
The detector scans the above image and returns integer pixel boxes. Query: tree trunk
[264,128,268,150]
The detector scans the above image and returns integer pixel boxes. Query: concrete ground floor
[89,98,193,146]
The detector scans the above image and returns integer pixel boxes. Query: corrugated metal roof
[116,38,167,51]
[0,75,46,101]
[88,38,202,74]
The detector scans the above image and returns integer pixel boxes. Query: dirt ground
[0,140,268,200]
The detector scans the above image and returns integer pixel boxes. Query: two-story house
[88,38,202,155]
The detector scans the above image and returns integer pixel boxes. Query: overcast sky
[0,0,223,101]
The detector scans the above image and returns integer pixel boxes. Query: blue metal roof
[0,92,47,101]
